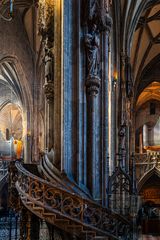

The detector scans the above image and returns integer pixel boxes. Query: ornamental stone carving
[85,24,100,78]
[86,76,101,96]
[119,123,126,150]
[85,24,101,96]
[84,0,112,96]
[44,48,54,82]
[38,0,54,47]
[43,81,54,103]
[84,0,112,33]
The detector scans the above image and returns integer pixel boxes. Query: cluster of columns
[84,0,112,201]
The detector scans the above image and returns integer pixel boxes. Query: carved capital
[43,81,54,102]
[86,75,101,96]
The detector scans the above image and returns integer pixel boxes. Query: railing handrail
[15,161,131,225]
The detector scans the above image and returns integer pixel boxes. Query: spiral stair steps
[54,218,71,225]
[33,206,44,212]
[15,162,131,240]
[19,190,119,240]
[20,195,97,239]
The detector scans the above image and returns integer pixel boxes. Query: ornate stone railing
[15,161,132,239]
[135,153,160,181]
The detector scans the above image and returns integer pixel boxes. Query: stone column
[38,1,54,153]
[102,13,112,205]
[43,80,54,150]
[86,75,100,196]
[84,0,112,197]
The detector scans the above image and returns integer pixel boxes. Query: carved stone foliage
[38,0,54,47]
[38,1,55,100]
[43,81,54,103]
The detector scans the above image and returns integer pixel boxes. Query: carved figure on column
[119,123,126,150]
[125,56,133,98]
[85,24,100,78]
[44,48,54,82]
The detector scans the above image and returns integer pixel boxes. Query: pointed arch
[138,167,160,192]
[0,56,33,162]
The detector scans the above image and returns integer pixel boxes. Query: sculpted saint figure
[44,48,54,82]
[119,123,126,150]
[85,24,100,77]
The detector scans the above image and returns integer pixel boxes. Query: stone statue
[85,24,100,78]
[44,48,54,82]
[119,123,126,150]
[126,58,133,97]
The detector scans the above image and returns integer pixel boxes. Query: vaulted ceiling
[136,82,160,110]
[0,61,23,107]
[0,103,23,140]
[131,3,160,84]
[114,0,160,105]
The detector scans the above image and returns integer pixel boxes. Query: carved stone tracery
[15,161,132,239]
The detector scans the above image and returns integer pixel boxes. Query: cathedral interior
[1,0,160,239]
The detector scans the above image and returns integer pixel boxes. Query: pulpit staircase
[14,160,132,240]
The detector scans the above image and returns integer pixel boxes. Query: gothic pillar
[44,81,54,150]
[85,0,112,198]
[38,1,54,153]
[86,75,100,196]
[102,13,112,205]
